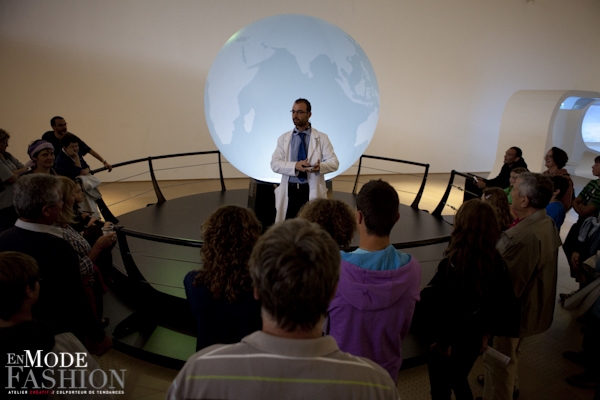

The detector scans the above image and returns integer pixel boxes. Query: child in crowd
[482,187,513,232]
[546,175,569,231]
[504,167,529,205]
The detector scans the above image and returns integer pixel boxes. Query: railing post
[352,156,363,195]
[148,157,166,204]
[432,170,457,217]
[411,164,429,209]
[218,151,226,192]
[96,198,119,224]
[115,229,148,283]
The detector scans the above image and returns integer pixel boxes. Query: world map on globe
[205,14,380,183]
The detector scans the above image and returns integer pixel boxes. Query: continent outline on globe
[205,14,380,183]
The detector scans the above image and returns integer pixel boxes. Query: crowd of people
[0,119,116,396]
[175,145,600,399]
[1,126,599,399]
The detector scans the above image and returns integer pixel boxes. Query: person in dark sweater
[184,205,263,351]
[420,199,519,400]
[0,174,111,355]
[465,146,528,201]
[477,147,528,189]
[55,133,91,179]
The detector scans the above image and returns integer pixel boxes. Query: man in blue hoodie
[327,179,422,382]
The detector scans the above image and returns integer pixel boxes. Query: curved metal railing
[90,151,442,285]
[92,150,447,353]
[351,155,429,209]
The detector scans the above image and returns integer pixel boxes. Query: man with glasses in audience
[271,99,338,222]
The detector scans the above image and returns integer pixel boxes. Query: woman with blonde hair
[420,199,518,400]
[55,176,115,324]
[184,205,263,351]
[482,187,514,231]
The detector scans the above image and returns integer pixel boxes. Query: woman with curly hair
[482,187,514,231]
[298,198,356,249]
[184,205,263,351]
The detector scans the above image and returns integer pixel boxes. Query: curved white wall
[1,0,600,181]
[490,90,600,179]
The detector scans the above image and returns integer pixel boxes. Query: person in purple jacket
[327,179,422,382]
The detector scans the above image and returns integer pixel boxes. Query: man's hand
[80,168,90,176]
[295,159,309,172]
[475,178,486,189]
[309,160,320,173]
[103,161,112,172]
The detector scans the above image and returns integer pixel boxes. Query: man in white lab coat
[271,99,338,222]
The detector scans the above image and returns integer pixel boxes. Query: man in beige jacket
[483,173,561,400]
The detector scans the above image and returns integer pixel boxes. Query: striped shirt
[578,180,600,217]
[168,331,399,400]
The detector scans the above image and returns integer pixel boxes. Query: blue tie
[298,132,307,181]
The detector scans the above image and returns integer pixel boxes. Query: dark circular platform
[107,189,453,369]
[118,189,452,248]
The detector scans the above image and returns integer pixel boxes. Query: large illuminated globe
[205,14,379,183]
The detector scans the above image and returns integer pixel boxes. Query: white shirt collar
[15,219,64,239]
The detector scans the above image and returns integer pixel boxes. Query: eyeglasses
[290,110,308,115]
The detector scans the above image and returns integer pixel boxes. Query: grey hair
[13,174,61,220]
[516,172,553,209]
[249,218,340,332]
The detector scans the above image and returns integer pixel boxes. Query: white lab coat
[271,128,339,223]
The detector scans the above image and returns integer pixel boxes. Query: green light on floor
[143,326,196,361]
